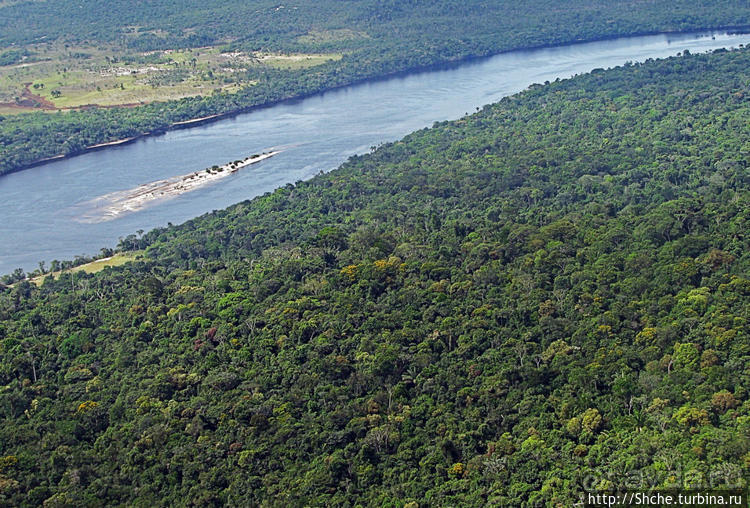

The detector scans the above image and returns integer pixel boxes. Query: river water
[2,30,750,274]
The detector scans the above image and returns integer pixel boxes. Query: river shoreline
[3,29,750,275]
[9,114,234,175]
[4,25,749,178]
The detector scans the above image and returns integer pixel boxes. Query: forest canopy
[0,46,749,505]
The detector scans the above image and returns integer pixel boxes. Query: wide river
[2,30,750,274]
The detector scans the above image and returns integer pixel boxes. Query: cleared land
[26,251,142,285]
[0,43,341,112]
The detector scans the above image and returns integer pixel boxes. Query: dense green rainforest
[0,46,749,505]
[2,0,750,175]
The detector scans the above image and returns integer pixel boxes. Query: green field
[0,43,340,112]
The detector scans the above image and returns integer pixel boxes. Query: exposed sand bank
[77,151,279,223]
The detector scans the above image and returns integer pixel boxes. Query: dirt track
[0,82,55,110]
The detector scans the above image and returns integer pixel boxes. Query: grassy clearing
[27,251,143,285]
[256,52,342,70]
[32,74,245,109]
[296,29,368,45]
[71,251,142,274]
[0,42,342,111]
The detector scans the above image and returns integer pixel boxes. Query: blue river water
[2,30,750,274]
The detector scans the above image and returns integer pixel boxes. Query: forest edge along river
[2,30,750,275]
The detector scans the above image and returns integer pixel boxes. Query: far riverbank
[4,26,749,178]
